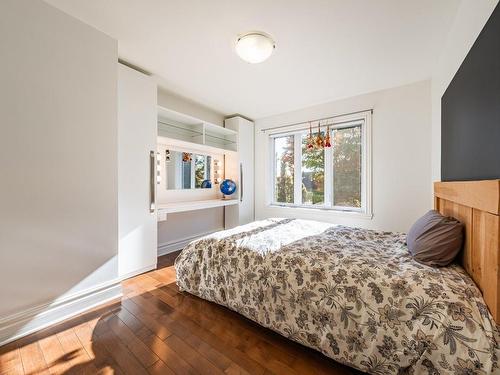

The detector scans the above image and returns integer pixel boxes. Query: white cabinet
[118,64,158,279]
[224,116,255,227]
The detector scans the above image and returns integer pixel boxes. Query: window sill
[267,204,374,220]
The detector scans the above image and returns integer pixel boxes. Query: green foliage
[333,127,361,208]
[275,136,294,203]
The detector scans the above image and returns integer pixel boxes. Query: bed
[175,180,500,374]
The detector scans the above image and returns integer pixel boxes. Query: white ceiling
[44,0,460,119]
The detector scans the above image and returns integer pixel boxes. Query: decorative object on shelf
[235,32,275,64]
[307,122,314,150]
[213,159,221,184]
[220,178,236,198]
[201,179,212,189]
[182,152,192,162]
[324,124,332,148]
[315,122,324,149]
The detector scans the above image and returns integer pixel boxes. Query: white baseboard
[0,279,122,347]
[157,229,222,257]
[119,264,157,281]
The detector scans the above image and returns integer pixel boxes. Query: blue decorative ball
[201,179,212,189]
[220,179,237,196]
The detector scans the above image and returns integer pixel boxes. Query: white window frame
[268,111,372,218]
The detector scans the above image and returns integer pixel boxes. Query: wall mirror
[165,149,218,190]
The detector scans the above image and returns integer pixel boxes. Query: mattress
[175,218,500,374]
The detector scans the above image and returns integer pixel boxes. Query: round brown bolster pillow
[406,210,464,267]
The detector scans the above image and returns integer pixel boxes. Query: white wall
[255,80,431,233]
[0,0,119,342]
[431,0,499,181]
[157,208,224,254]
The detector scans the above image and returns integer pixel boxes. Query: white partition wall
[0,0,119,345]
[224,116,255,227]
[118,64,158,279]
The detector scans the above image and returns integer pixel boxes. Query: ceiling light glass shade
[235,32,275,64]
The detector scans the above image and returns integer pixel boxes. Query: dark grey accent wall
[441,3,500,181]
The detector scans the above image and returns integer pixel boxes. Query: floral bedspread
[175,218,500,374]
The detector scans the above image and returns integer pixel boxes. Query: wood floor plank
[162,334,224,375]
[181,331,233,371]
[224,362,252,375]
[93,328,149,375]
[74,323,125,375]
[120,299,172,341]
[142,334,197,375]
[147,359,175,375]
[18,341,50,375]
[37,333,70,374]
[107,313,159,368]
[0,343,23,375]
[115,308,150,336]
[147,267,176,285]
[56,327,99,374]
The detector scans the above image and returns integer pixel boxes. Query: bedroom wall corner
[254,80,432,233]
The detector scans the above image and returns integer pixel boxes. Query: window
[270,112,371,215]
[332,126,361,208]
[273,135,294,203]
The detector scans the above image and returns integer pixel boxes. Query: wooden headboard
[434,180,500,322]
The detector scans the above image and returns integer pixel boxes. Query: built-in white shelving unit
[155,110,254,254]
[158,106,238,152]
[156,106,241,226]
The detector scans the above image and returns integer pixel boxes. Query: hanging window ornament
[307,122,314,150]
[315,121,324,149]
[324,124,332,148]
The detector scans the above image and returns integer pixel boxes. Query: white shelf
[157,199,239,221]
[157,105,238,152]
[157,136,236,157]
[203,122,237,137]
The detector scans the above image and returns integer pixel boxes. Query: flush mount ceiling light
[235,32,275,64]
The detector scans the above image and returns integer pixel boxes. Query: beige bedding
[175,218,500,374]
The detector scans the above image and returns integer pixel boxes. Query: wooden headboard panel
[434,180,500,322]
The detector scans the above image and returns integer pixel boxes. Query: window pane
[274,135,294,203]
[333,126,361,208]
[301,132,324,205]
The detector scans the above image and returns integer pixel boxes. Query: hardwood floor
[0,252,361,375]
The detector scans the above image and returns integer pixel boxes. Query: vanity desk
[157,199,238,221]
